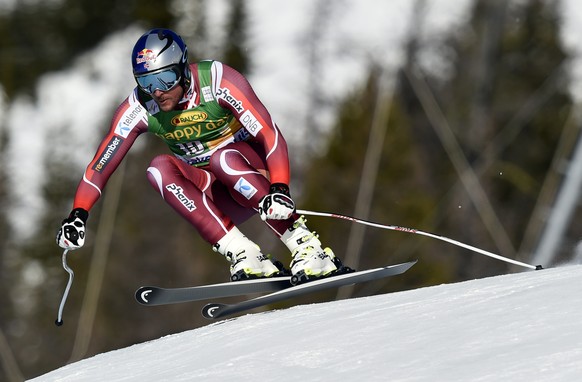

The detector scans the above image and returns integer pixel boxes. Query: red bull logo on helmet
[136,49,157,65]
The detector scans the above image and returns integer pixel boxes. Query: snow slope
[30,264,582,382]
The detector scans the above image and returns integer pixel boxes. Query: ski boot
[214,227,288,281]
[226,248,288,281]
[282,216,353,285]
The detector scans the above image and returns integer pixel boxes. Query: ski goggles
[135,66,181,94]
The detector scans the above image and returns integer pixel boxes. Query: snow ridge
[30,264,582,382]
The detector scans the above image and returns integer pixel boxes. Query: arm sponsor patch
[240,110,264,137]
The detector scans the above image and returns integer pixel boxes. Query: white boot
[282,216,338,281]
[214,227,280,281]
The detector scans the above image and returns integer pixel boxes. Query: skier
[56,28,346,283]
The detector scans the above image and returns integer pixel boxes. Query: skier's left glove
[258,183,295,221]
[56,208,89,250]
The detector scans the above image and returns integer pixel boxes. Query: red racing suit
[72,60,296,244]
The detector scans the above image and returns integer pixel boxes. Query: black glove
[258,183,295,221]
[56,208,89,250]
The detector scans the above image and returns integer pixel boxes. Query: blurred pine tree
[0,0,174,98]
[300,0,573,291]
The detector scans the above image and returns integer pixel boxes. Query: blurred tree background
[1,0,580,380]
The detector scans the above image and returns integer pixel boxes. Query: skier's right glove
[56,208,89,250]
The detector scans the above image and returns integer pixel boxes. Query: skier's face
[151,85,184,112]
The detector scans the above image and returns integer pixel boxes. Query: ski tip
[202,303,226,319]
[135,287,155,305]
[402,259,418,270]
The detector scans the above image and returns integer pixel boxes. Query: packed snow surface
[30,264,582,381]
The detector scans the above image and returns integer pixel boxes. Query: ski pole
[55,249,74,326]
[297,209,543,271]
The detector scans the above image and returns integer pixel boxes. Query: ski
[135,276,292,306]
[202,260,417,319]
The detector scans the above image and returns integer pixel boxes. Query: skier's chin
[157,98,176,111]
